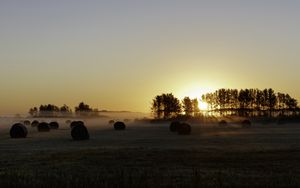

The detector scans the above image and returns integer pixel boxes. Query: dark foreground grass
[0,148,300,188]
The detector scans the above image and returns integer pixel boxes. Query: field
[1,114,300,187]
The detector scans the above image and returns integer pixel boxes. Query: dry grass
[0,116,300,187]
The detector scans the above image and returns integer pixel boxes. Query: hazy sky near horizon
[0,0,300,114]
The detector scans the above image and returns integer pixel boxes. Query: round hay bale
[219,120,228,127]
[31,120,39,127]
[65,120,72,124]
[241,119,251,128]
[114,121,126,130]
[177,123,191,135]
[71,124,89,140]
[49,121,59,129]
[23,120,31,126]
[108,120,115,124]
[70,121,84,129]
[37,122,50,132]
[10,123,28,138]
[169,121,181,132]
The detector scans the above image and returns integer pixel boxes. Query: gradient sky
[0,0,300,115]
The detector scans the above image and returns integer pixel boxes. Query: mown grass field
[0,117,300,187]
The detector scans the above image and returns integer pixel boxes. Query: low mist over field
[1,0,300,187]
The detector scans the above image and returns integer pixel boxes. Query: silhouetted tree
[75,102,94,116]
[39,104,60,117]
[151,95,163,119]
[151,93,181,119]
[192,98,200,116]
[201,88,299,117]
[60,104,72,113]
[182,97,193,116]
[29,107,38,117]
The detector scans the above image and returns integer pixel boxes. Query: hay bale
[241,119,251,128]
[23,120,31,126]
[31,120,39,127]
[37,122,50,132]
[71,123,89,140]
[49,121,59,129]
[10,123,28,138]
[108,120,115,124]
[65,120,72,124]
[114,121,126,130]
[70,121,84,129]
[177,123,191,135]
[169,121,181,132]
[219,120,228,127]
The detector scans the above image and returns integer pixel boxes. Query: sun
[176,84,215,111]
[198,101,209,111]
[177,85,213,111]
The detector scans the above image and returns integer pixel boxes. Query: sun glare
[177,85,214,111]
[198,101,209,111]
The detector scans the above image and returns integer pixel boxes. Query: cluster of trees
[29,102,99,117]
[151,89,299,119]
[75,102,99,116]
[202,88,299,116]
[151,93,199,119]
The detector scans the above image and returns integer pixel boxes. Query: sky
[0,0,300,115]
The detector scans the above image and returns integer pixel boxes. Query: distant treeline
[151,89,299,119]
[29,102,99,117]
[151,93,200,119]
[202,88,299,117]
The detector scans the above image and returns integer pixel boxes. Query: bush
[169,121,181,132]
[71,123,89,140]
[49,122,59,129]
[37,122,50,132]
[241,119,251,128]
[114,121,126,130]
[10,123,28,138]
[177,123,191,135]
[219,120,228,126]
[31,120,39,127]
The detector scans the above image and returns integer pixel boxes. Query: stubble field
[0,115,300,187]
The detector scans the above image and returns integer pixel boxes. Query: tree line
[151,93,200,119]
[202,88,299,117]
[29,102,99,117]
[151,89,299,119]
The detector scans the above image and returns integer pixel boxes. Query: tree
[285,94,298,109]
[151,95,163,119]
[75,102,93,116]
[29,107,38,117]
[192,98,200,116]
[182,97,193,116]
[151,93,181,119]
[268,88,277,110]
[39,104,60,117]
[60,104,72,113]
